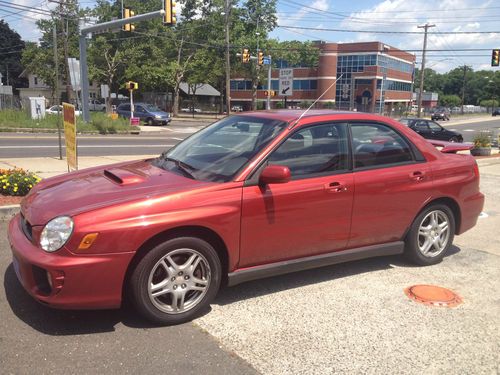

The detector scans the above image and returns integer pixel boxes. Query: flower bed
[1,168,41,198]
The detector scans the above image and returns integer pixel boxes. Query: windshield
[153,115,287,182]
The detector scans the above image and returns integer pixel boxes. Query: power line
[278,25,500,35]
[278,0,500,15]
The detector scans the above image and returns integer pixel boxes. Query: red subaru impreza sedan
[8,110,484,324]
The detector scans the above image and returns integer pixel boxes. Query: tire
[404,204,455,266]
[146,117,154,126]
[129,237,222,325]
[449,136,459,142]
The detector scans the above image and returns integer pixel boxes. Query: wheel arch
[122,225,230,302]
[404,196,462,239]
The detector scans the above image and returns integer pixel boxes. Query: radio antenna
[289,73,344,129]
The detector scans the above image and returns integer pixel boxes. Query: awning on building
[180,82,220,96]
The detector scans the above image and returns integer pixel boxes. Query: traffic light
[123,7,135,32]
[258,51,264,65]
[492,49,500,67]
[242,49,250,63]
[163,0,177,25]
[125,81,138,91]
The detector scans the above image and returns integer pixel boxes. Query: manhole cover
[404,285,462,307]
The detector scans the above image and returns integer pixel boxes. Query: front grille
[20,214,33,242]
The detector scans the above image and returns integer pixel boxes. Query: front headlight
[154,115,162,119]
[40,216,74,252]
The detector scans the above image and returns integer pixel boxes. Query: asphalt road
[0,220,257,374]
[0,123,207,158]
[441,118,500,142]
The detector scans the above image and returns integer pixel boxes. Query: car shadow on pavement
[215,246,461,306]
[3,263,177,335]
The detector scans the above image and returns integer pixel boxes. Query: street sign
[263,57,271,65]
[101,84,109,98]
[279,68,293,96]
[67,58,81,92]
[63,102,78,171]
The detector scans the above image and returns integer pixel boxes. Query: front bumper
[7,214,135,309]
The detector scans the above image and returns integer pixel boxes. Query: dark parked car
[431,109,450,121]
[117,103,171,126]
[492,109,500,116]
[9,111,483,325]
[399,118,463,142]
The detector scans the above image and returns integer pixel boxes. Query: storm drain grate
[404,285,463,308]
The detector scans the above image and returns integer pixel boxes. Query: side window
[351,123,414,169]
[268,123,349,178]
[414,121,430,131]
[135,105,144,112]
[428,122,443,131]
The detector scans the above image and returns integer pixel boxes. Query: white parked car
[89,99,106,111]
[181,107,202,113]
[46,105,82,116]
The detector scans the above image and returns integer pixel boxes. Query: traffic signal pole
[78,10,165,122]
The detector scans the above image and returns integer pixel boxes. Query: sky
[1,0,499,73]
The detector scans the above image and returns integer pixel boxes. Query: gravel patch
[195,248,500,374]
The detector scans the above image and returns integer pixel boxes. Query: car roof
[236,109,384,123]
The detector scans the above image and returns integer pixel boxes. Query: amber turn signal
[78,233,99,250]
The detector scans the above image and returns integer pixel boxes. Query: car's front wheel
[404,204,455,266]
[130,237,222,325]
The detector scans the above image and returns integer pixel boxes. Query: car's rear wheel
[130,237,221,325]
[449,136,460,142]
[405,204,455,266]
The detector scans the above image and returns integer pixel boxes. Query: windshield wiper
[161,157,197,179]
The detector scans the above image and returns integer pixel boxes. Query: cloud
[278,0,329,26]
[336,0,497,72]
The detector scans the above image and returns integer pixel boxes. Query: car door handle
[410,171,425,182]
[325,182,347,193]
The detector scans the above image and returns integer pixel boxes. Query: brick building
[230,41,415,114]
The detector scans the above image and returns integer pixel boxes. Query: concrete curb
[0,127,140,135]
[0,204,20,221]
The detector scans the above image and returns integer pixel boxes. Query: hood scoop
[103,168,146,185]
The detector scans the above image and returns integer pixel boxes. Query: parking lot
[1,159,499,374]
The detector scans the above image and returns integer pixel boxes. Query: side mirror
[259,165,291,185]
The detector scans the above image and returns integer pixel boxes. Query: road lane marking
[463,129,475,132]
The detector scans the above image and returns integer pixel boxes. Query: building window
[377,79,412,92]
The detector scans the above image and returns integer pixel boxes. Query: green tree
[439,94,461,108]
[0,20,26,89]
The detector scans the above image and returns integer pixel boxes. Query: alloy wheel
[417,210,450,257]
[147,248,211,314]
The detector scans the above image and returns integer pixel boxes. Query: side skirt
[227,241,404,287]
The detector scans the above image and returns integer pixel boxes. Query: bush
[473,132,491,148]
[1,168,41,196]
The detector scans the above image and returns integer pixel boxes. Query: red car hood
[21,159,213,225]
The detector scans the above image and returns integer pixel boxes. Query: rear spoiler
[427,140,474,154]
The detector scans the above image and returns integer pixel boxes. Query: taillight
[473,161,480,181]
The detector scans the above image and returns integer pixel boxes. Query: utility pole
[53,25,63,160]
[224,0,231,115]
[461,65,467,115]
[416,23,435,118]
